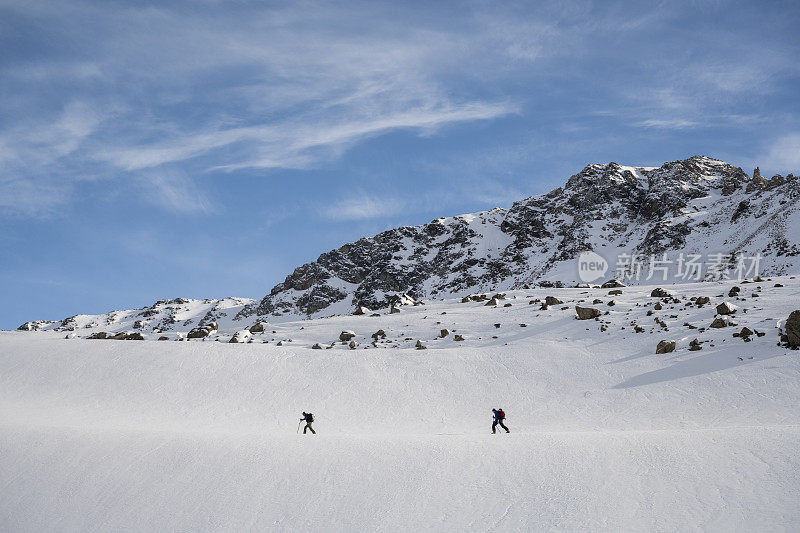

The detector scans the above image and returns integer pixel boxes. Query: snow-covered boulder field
[2,277,800,530]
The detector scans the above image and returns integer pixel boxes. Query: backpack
[306,413,314,422]
[497,409,505,419]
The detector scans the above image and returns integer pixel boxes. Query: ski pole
[297,420,302,434]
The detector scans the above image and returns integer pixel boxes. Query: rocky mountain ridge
[17,155,800,332]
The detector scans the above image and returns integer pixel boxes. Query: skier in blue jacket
[492,408,510,434]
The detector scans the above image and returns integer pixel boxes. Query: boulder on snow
[229,330,251,343]
[545,296,563,306]
[710,317,730,328]
[695,296,710,306]
[390,306,401,314]
[248,322,268,333]
[125,332,144,340]
[440,329,450,338]
[188,322,218,339]
[353,306,371,316]
[716,302,737,315]
[158,336,169,341]
[87,332,107,339]
[608,289,623,296]
[453,334,464,341]
[575,306,601,320]
[415,340,426,350]
[786,310,800,347]
[650,288,670,298]
[656,340,676,354]
[485,298,500,306]
[339,330,356,342]
[601,279,625,288]
[311,343,322,349]
[109,332,128,340]
[372,329,387,340]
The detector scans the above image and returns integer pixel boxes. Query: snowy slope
[2,277,799,530]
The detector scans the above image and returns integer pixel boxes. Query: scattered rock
[695,296,710,305]
[710,317,729,328]
[339,330,356,341]
[656,340,676,354]
[601,279,625,288]
[87,332,107,339]
[158,336,169,341]
[125,332,145,340]
[440,329,450,338]
[229,330,251,343]
[248,322,267,333]
[545,296,563,306]
[785,310,800,347]
[372,329,387,340]
[716,302,737,315]
[188,322,218,339]
[353,306,371,315]
[415,340,426,350]
[349,340,357,349]
[312,343,323,349]
[650,288,670,297]
[453,334,465,341]
[575,306,601,320]
[654,302,663,311]
[608,289,623,296]
[485,298,500,306]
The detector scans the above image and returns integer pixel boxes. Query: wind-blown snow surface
[3,278,800,531]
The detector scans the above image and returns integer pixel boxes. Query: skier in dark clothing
[492,408,509,434]
[301,412,315,434]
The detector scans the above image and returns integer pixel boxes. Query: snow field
[2,277,800,531]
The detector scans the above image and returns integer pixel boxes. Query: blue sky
[1,0,799,328]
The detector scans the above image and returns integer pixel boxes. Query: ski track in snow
[2,277,800,531]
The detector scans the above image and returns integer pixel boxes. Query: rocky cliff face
[18,156,800,331]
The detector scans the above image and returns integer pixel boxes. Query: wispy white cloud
[636,118,698,129]
[139,170,215,215]
[762,133,800,174]
[322,193,406,221]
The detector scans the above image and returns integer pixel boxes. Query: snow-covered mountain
[17,155,799,332]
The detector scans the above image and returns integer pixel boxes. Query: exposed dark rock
[716,302,737,315]
[575,306,601,320]
[786,310,800,347]
[656,340,676,354]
